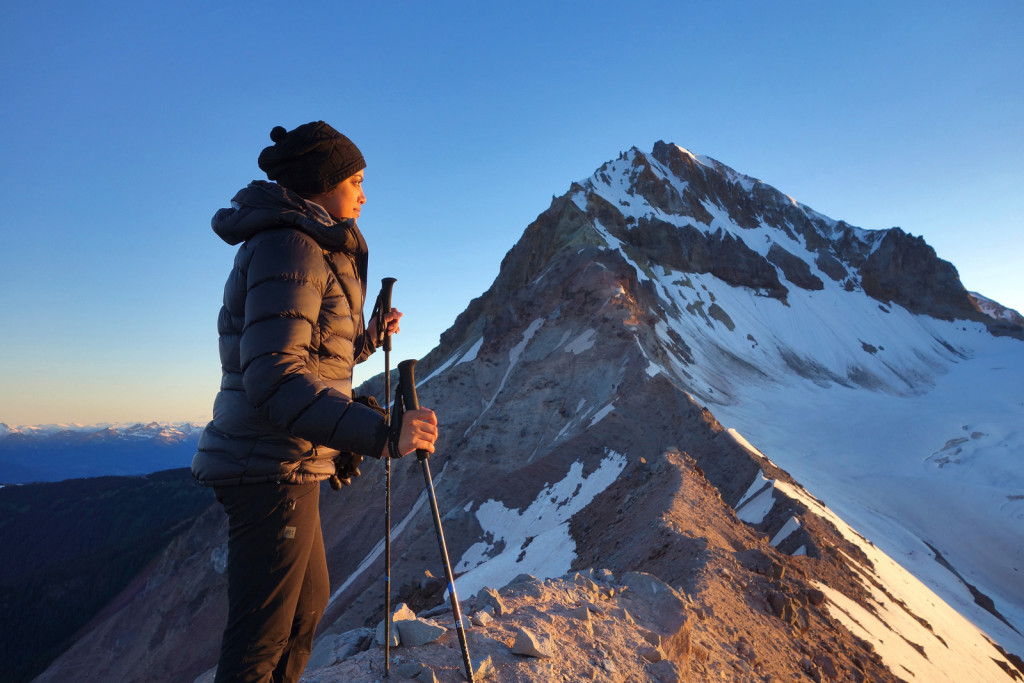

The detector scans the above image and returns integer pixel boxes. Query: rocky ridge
[285,447,920,683]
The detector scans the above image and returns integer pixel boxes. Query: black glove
[329,452,364,489]
[354,394,386,416]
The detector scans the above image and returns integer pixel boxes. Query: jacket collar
[212,180,364,254]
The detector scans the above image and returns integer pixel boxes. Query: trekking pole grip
[397,359,430,462]
[380,277,397,353]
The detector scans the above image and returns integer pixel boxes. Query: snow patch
[816,573,1015,683]
[419,337,484,386]
[769,516,801,547]
[735,484,775,524]
[466,320,544,433]
[729,429,777,468]
[564,328,597,355]
[459,337,484,365]
[588,402,615,427]
[736,469,773,509]
[454,450,628,598]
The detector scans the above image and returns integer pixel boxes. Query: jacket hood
[212,180,363,253]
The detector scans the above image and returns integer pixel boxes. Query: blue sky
[1,1,1021,426]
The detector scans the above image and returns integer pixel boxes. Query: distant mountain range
[25,142,1024,682]
[0,421,203,484]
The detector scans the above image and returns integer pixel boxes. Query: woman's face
[320,170,366,220]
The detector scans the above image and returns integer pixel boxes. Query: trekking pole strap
[387,390,404,459]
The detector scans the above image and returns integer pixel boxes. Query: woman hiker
[191,121,438,683]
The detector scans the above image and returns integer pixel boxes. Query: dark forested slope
[0,468,213,683]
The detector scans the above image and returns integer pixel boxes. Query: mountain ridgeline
[33,143,1023,682]
[439,141,1019,360]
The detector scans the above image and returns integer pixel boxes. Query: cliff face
[859,229,977,319]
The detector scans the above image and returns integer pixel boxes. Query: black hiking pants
[214,481,329,683]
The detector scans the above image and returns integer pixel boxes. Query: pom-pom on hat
[257,121,365,196]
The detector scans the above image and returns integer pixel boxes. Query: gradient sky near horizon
[1,1,1021,426]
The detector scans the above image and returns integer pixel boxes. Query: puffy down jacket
[191,181,386,486]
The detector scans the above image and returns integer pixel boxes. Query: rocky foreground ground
[292,563,892,683]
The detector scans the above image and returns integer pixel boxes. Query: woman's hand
[369,307,403,342]
[382,407,438,459]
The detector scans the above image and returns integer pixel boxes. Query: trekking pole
[378,277,397,678]
[397,359,475,682]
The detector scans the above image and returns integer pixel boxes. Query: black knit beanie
[257,121,365,196]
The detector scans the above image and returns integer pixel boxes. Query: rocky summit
[35,143,1023,682]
